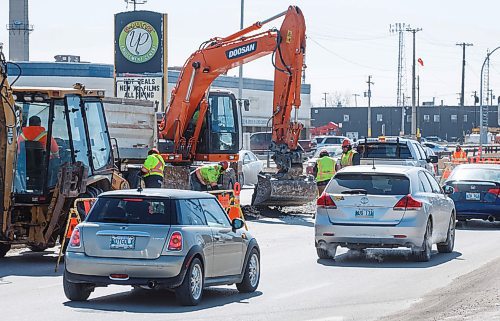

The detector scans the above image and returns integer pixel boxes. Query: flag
[418,58,424,66]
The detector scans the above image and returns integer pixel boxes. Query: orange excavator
[158,5,317,206]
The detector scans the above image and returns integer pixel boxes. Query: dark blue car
[444,164,500,222]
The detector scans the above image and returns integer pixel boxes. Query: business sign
[116,77,163,105]
[115,11,166,74]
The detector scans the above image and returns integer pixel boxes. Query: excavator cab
[196,91,240,157]
[13,88,113,203]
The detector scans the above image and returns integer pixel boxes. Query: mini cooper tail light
[168,231,183,251]
[69,227,81,248]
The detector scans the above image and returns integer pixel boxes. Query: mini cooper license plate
[355,208,374,218]
[110,235,135,249]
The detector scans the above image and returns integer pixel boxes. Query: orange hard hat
[219,161,229,170]
[342,139,351,147]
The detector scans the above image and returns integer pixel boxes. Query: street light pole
[479,46,500,152]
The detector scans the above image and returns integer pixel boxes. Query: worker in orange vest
[18,115,59,158]
[452,144,467,162]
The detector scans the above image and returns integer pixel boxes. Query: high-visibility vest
[316,156,336,182]
[19,126,59,158]
[341,149,357,167]
[199,165,222,185]
[452,150,467,161]
[142,154,165,177]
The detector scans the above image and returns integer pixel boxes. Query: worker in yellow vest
[313,149,336,195]
[452,145,467,163]
[141,148,165,188]
[338,139,360,169]
[191,161,229,191]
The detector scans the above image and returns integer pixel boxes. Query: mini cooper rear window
[86,197,174,225]
[327,173,410,195]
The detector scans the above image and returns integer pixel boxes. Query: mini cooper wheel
[237,248,260,293]
[176,258,204,306]
[63,271,94,301]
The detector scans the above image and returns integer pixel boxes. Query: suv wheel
[437,215,455,253]
[63,271,94,301]
[175,258,203,306]
[316,244,337,259]
[413,219,432,262]
[237,248,260,293]
[0,243,11,258]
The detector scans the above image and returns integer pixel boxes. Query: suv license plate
[110,236,135,249]
[355,209,374,218]
[465,192,480,201]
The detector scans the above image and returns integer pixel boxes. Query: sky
[1,0,500,108]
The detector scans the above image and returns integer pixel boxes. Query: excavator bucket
[252,174,318,207]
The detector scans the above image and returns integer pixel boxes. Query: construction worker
[313,149,336,195]
[452,144,467,163]
[18,115,59,159]
[338,139,360,169]
[191,161,229,191]
[140,148,165,188]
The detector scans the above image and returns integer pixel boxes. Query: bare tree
[326,90,351,107]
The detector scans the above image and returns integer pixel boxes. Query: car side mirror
[443,185,454,195]
[427,155,438,163]
[231,218,244,230]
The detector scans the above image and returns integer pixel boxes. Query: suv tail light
[394,195,423,211]
[69,227,81,248]
[168,231,183,251]
[317,192,337,209]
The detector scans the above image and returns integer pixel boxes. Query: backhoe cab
[0,84,127,257]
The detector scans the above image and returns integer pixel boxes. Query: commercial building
[7,61,312,134]
[312,105,500,141]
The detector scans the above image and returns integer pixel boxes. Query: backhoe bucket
[252,174,318,207]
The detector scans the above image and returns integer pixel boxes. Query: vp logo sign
[225,42,257,60]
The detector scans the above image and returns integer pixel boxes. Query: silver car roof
[98,188,216,200]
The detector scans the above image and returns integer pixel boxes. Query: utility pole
[406,26,422,139]
[352,94,360,107]
[322,92,328,107]
[366,75,374,137]
[456,42,473,107]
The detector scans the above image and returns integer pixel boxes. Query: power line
[308,36,393,72]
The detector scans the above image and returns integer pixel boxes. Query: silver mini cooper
[64,189,260,306]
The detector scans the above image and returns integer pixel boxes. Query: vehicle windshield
[14,100,52,195]
[357,142,412,159]
[84,99,111,171]
[207,94,238,153]
[313,146,342,158]
[86,197,174,225]
[326,173,410,195]
[447,167,500,182]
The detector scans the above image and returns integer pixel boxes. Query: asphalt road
[1,188,499,321]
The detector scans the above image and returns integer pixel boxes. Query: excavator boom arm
[159,6,306,168]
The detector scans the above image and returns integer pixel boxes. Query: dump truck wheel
[28,245,48,252]
[0,243,11,258]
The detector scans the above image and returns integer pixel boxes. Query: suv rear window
[326,173,410,195]
[86,197,174,225]
[357,142,412,159]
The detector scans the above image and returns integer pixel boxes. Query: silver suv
[63,189,260,306]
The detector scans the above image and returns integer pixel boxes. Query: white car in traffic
[238,150,264,186]
[315,165,456,262]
